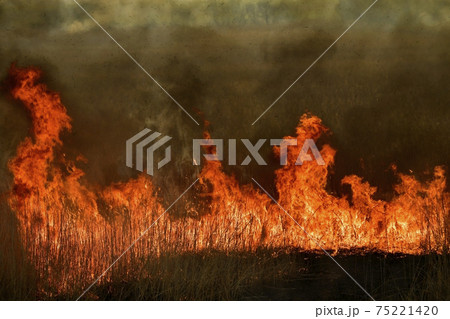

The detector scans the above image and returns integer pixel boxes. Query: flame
[4,66,449,296]
[199,115,449,253]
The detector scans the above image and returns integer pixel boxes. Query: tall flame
[4,66,449,296]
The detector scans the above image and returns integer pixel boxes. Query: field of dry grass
[0,185,448,301]
[1,21,449,301]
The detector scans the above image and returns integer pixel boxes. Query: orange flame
[4,65,449,296]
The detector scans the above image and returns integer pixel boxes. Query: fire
[4,66,449,296]
[200,115,449,253]
[272,115,449,252]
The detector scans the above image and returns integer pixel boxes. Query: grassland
[1,196,448,301]
[1,21,449,301]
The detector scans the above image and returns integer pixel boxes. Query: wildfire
[4,66,449,296]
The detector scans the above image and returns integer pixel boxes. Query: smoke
[1,0,449,33]
[0,0,449,196]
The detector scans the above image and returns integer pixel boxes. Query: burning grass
[1,65,449,299]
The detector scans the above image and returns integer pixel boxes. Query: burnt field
[89,251,450,301]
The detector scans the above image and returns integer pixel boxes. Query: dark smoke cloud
[1,0,449,197]
[1,1,449,31]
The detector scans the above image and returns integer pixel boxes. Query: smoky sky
[0,0,449,197]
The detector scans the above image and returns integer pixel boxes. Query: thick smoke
[1,0,449,198]
[1,1,449,32]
